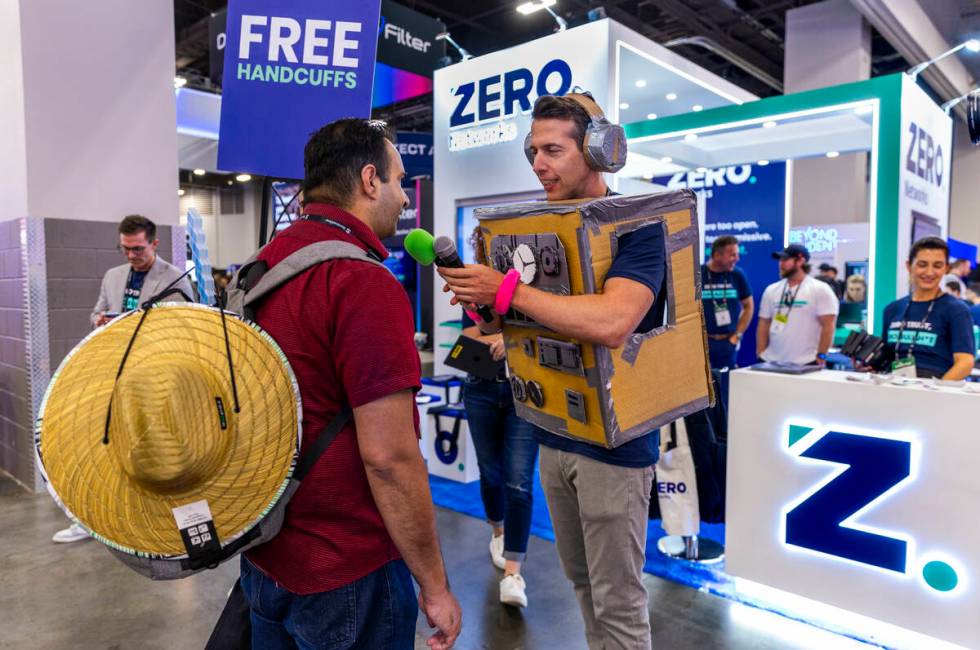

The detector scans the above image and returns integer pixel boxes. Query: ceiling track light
[516,0,567,32]
[435,31,472,61]
[907,39,980,81]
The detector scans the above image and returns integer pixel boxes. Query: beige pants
[539,445,654,650]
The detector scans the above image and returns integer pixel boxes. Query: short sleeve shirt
[701,265,752,335]
[245,203,421,595]
[758,276,840,364]
[881,293,974,377]
[533,223,667,468]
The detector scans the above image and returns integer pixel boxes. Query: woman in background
[460,228,537,609]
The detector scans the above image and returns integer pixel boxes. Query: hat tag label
[215,397,228,430]
[172,499,221,558]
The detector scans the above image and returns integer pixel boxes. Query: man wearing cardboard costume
[440,94,665,649]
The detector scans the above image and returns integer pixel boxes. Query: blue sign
[653,162,786,366]
[395,132,433,179]
[219,0,382,179]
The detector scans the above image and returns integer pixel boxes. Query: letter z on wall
[218,0,382,179]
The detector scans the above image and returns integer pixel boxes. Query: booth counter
[727,368,979,648]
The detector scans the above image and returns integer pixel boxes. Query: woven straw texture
[37,304,300,557]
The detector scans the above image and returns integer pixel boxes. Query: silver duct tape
[170,225,187,270]
[608,396,712,447]
[21,217,51,493]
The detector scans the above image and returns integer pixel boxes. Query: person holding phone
[881,237,975,380]
[459,227,537,609]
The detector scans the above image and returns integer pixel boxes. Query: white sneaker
[500,573,527,608]
[52,523,89,543]
[489,533,506,570]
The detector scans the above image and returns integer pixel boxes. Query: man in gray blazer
[89,215,194,328]
[55,215,194,544]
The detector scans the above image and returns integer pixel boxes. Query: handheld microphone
[404,229,495,323]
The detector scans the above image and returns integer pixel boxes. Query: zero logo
[449,59,573,128]
[783,423,967,596]
[906,121,945,188]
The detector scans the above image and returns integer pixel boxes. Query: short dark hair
[302,118,395,208]
[946,280,962,293]
[909,236,949,263]
[531,95,591,150]
[711,235,739,257]
[119,215,156,241]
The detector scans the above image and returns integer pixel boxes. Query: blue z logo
[784,426,913,574]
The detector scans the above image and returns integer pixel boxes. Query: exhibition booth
[427,18,976,650]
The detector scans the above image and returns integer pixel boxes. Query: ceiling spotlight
[763,120,777,128]
[516,0,566,31]
[236,173,252,182]
[661,156,673,163]
[692,104,703,112]
[854,105,874,115]
[757,160,770,166]
[684,133,698,142]
[666,92,678,101]
[227,180,234,186]
[825,151,840,158]
[619,102,630,110]
[908,38,980,80]
[177,188,185,196]
[696,166,708,173]
[646,113,658,120]
[435,31,472,60]
[635,80,647,88]
[174,76,187,88]
[641,172,654,180]
[193,168,206,176]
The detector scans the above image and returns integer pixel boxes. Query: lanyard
[776,279,803,319]
[894,296,938,359]
[705,267,732,309]
[303,214,352,234]
[302,214,384,263]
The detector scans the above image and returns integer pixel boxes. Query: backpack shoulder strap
[243,240,385,309]
[292,405,353,482]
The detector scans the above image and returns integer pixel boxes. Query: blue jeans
[239,556,417,650]
[707,337,737,370]
[463,375,538,561]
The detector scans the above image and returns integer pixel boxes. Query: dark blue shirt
[122,269,147,312]
[970,303,980,330]
[534,223,667,468]
[700,265,752,335]
[881,293,975,377]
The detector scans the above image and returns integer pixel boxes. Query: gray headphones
[523,92,628,173]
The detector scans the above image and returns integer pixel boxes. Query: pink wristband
[464,309,482,323]
[494,269,521,315]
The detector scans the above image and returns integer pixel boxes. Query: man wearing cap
[757,244,840,365]
[240,119,460,649]
[816,263,845,300]
[440,94,665,649]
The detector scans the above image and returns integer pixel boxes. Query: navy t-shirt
[881,293,974,377]
[700,265,752,335]
[970,303,980,329]
[534,223,667,468]
[122,269,147,311]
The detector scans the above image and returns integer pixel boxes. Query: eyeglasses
[117,245,148,255]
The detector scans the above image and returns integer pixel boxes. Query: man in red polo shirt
[241,119,461,650]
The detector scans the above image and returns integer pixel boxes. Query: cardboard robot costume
[475,190,713,448]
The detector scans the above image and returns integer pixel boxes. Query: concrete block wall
[0,217,176,491]
[0,219,32,489]
[45,219,173,370]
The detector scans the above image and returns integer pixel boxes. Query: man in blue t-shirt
[439,94,664,648]
[701,235,753,369]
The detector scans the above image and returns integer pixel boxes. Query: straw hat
[36,303,301,558]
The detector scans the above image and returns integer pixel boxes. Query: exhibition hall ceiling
[171,0,923,130]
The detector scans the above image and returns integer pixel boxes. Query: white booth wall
[431,19,754,372]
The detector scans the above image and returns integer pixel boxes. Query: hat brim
[36,304,302,558]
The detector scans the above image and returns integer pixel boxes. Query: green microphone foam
[404,229,436,266]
